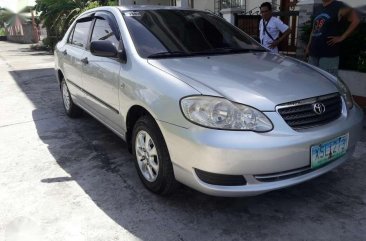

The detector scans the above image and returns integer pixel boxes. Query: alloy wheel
[62,81,71,111]
[135,130,159,182]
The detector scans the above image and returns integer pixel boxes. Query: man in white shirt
[259,2,291,53]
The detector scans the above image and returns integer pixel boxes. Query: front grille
[277,93,342,130]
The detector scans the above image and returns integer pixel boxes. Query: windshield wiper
[247,48,268,52]
[147,48,266,59]
[216,47,267,53]
[147,51,191,59]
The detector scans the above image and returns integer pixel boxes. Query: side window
[72,20,92,48]
[91,18,119,47]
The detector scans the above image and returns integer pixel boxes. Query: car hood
[147,52,339,111]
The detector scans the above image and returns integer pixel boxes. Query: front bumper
[158,105,364,197]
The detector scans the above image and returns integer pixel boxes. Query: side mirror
[90,40,118,58]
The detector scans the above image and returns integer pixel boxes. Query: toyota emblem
[313,103,326,115]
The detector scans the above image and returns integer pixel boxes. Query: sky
[0,0,36,13]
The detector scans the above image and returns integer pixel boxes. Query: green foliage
[35,0,117,50]
[0,28,5,36]
[0,9,13,26]
[108,0,118,6]
[83,1,101,11]
[35,0,88,44]
[42,36,58,51]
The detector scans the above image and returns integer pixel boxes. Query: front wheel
[132,115,179,195]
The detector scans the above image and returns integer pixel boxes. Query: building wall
[298,0,365,8]
[190,0,263,13]
[118,0,270,12]
[354,0,366,8]
[119,0,171,5]
[6,23,34,44]
[192,0,214,12]
[246,1,275,13]
[119,0,366,10]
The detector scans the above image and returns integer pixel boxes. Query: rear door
[62,17,93,105]
[82,11,123,132]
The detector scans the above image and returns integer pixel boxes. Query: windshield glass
[122,10,266,58]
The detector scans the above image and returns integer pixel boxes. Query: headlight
[336,78,353,109]
[180,96,273,132]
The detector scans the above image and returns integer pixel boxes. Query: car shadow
[9,67,366,240]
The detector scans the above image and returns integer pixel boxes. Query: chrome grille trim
[255,166,312,182]
[277,93,342,130]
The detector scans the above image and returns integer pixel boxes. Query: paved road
[0,41,366,241]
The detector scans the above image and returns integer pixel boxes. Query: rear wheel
[61,79,82,118]
[132,115,179,195]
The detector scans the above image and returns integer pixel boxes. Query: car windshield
[121,9,266,58]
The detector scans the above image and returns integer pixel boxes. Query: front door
[82,13,122,133]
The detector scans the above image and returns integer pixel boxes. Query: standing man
[259,2,291,53]
[306,0,360,76]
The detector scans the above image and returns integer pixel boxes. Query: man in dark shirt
[305,0,360,76]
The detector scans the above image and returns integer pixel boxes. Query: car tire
[132,115,179,195]
[61,79,82,118]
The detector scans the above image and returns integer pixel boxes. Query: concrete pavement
[0,41,366,241]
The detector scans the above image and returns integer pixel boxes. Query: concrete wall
[119,0,366,11]
[298,0,364,8]
[119,0,171,5]
[118,0,263,12]
[347,0,366,8]
[193,0,214,12]
[191,0,252,12]
[249,0,279,13]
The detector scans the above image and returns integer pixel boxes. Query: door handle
[81,57,89,64]
[62,50,67,55]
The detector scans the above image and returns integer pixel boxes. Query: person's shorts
[308,56,339,76]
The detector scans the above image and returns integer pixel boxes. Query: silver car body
[55,6,364,196]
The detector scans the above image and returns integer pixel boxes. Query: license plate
[311,133,349,169]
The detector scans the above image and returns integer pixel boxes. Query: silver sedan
[54,6,364,197]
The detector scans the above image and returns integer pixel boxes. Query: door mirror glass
[90,40,118,58]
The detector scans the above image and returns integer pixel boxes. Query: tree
[35,0,103,49]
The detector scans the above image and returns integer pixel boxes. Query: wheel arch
[126,105,156,153]
[57,69,64,88]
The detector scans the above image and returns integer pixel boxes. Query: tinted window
[122,10,265,58]
[91,18,119,47]
[72,20,92,48]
